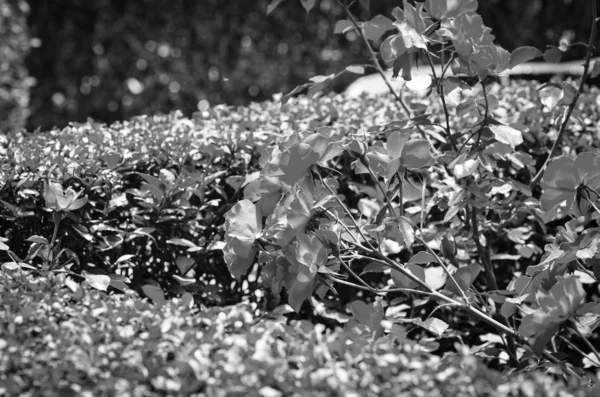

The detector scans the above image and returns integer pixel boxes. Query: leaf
[574,313,600,337]
[138,172,165,189]
[408,251,436,264]
[26,235,49,244]
[398,216,415,248]
[109,279,129,292]
[510,46,543,69]
[360,261,387,275]
[334,20,354,34]
[281,81,312,105]
[349,300,384,336]
[266,0,287,14]
[180,292,194,309]
[392,52,413,79]
[176,256,195,274]
[223,200,262,279]
[412,317,449,337]
[307,73,336,97]
[142,284,166,305]
[173,274,196,286]
[424,266,447,290]
[279,142,321,185]
[115,254,136,264]
[487,122,523,148]
[82,271,110,291]
[345,65,368,74]
[392,264,425,289]
[293,233,328,281]
[424,0,477,19]
[42,182,61,210]
[519,276,585,354]
[453,158,479,179]
[401,139,432,169]
[300,0,316,13]
[363,15,395,42]
[446,264,482,295]
[538,83,564,111]
[167,238,198,248]
[350,300,373,325]
[380,34,409,67]
[287,277,315,312]
[1,262,19,272]
[226,175,245,190]
[543,45,563,63]
[589,60,600,78]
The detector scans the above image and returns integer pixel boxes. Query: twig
[531,1,598,185]
[425,51,457,151]
[336,0,410,116]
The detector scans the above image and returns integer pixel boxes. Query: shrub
[223,0,600,384]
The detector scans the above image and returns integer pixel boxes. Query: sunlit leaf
[538,83,564,111]
[223,200,263,278]
[487,121,523,148]
[82,271,110,291]
[589,60,600,78]
[424,0,477,19]
[453,158,479,179]
[412,317,449,337]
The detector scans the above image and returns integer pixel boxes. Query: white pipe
[345,57,600,97]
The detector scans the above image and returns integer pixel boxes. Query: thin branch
[470,206,498,292]
[317,170,378,251]
[531,0,598,185]
[425,51,457,150]
[336,0,410,115]
[569,325,600,368]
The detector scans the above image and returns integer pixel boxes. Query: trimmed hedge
[1,269,598,396]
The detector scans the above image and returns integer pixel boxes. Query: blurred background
[0,0,592,132]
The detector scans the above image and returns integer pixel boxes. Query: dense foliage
[3,0,600,393]
[3,270,596,396]
[3,79,600,391]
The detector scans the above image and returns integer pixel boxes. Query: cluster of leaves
[0,110,278,306]
[0,0,33,134]
[223,0,600,382]
[1,269,597,396]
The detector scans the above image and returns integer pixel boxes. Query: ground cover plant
[3,0,600,394]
